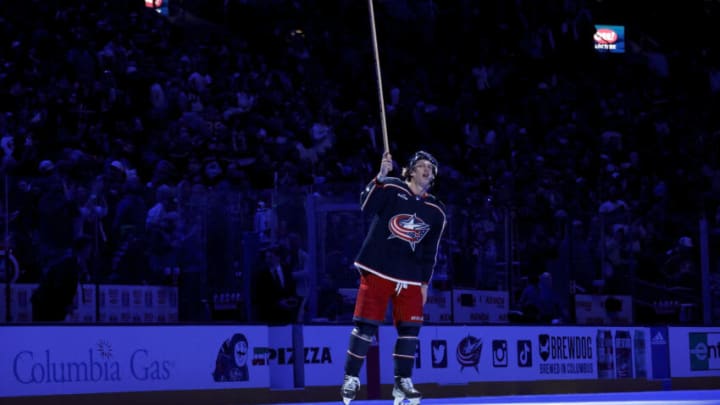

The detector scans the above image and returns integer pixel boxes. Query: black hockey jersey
[353,176,446,286]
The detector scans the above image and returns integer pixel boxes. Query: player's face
[410,159,435,188]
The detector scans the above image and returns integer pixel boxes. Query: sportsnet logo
[593,25,625,53]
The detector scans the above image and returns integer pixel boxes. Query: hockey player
[341,150,447,405]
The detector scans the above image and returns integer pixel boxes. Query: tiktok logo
[517,340,532,367]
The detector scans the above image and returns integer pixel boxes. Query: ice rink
[272,390,720,405]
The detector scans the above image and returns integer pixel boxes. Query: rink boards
[1,324,719,398]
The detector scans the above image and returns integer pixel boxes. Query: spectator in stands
[109,177,149,283]
[662,236,699,291]
[282,232,310,321]
[557,219,595,293]
[31,235,92,322]
[35,163,80,274]
[517,272,565,324]
[145,184,180,283]
[252,244,300,324]
[602,223,634,294]
[72,182,109,241]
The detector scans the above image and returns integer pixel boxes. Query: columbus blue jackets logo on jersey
[387,213,430,251]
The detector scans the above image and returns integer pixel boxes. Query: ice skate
[392,376,422,405]
[341,374,360,405]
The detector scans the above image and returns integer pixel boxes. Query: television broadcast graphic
[593,25,625,54]
[145,0,169,16]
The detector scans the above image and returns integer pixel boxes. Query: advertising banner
[574,294,633,325]
[0,324,662,397]
[268,325,294,389]
[97,285,178,323]
[424,290,452,323]
[452,289,509,324]
[0,325,270,397]
[650,326,670,379]
[378,325,651,384]
[0,283,35,323]
[668,326,720,377]
[68,284,98,323]
[303,325,360,387]
[0,284,178,324]
[246,325,360,388]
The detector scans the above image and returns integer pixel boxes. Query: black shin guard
[393,325,420,377]
[344,323,377,376]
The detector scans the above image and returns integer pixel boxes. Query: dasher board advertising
[0,284,179,324]
[452,289,509,324]
[668,326,720,377]
[0,325,270,397]
[257,325,359,388]
[574,294,633,325]
[424,290,452,323]
[378,325,652,384]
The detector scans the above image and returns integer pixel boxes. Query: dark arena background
[2,0,720,404]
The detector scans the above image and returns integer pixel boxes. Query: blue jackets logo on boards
[456,335,482,372]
